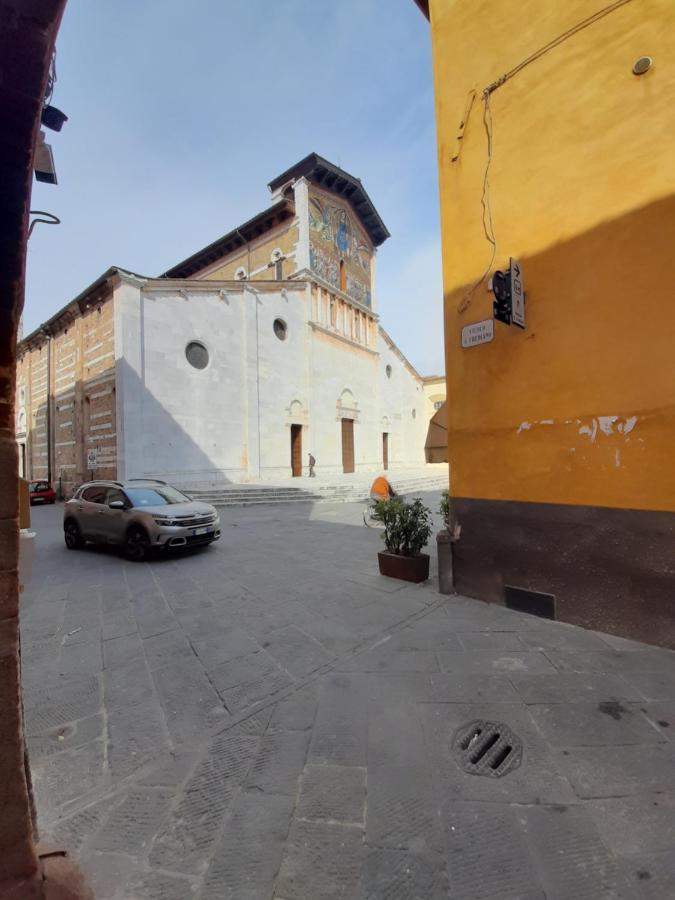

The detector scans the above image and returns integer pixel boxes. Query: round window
[273,318,288,341]
[185,341,209,370]
[386,365,392,379]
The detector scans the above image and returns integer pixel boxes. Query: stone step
[189,473,448,507]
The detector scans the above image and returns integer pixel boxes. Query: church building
[16,154,440,495]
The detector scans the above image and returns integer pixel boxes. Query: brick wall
[18,291,117,497]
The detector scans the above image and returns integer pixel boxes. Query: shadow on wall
[444,193,675,649]
[24,361,233,498]
[116,359,236,489]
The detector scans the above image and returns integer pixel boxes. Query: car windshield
[124,485,190,507]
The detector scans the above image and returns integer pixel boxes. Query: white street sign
[87,449,98,469]
[461,319,494,348]
[510,258,525,328]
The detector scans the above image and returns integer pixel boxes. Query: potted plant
[373,496,432,583]
[436,489,460,594]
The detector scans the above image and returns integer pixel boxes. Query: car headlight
[152,516,173,526]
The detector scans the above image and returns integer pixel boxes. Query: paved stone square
[21,495,675,899]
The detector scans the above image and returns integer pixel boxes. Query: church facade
[17,155,438,494]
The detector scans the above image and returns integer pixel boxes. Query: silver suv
[63,479,220,561]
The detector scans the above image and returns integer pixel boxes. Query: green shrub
[373,497,432,557]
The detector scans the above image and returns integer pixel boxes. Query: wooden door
[291,424,302,477]
[341,418,355,473]
[382,433,389,470]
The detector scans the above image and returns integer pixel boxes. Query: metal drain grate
[453,720,523,778]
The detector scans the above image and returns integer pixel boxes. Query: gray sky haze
[26,0,444,374]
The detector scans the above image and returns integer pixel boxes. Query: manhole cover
[453,720,522,777]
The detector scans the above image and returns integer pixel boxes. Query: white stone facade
[20,156,442,494]
[114,272,429,488]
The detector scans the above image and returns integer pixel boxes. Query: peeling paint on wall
[578,421,598,442]
[598,415,618,436]
[517,415,639,448]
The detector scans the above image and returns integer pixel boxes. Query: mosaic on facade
[309,191,372,307]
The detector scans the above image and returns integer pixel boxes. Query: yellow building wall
[199,221,298,282]
[429,0,675,512]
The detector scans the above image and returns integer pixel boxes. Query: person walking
[308,453,316,477]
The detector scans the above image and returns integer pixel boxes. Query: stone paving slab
[21,498,675,898]
[199,792,294,900]
[527,700,667,746]
[296,764,366,825]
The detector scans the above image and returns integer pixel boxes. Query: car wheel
[125,526,150,562]
[64,520,84,550]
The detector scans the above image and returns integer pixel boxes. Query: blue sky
[26,0,443,374]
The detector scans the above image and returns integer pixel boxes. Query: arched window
[339,259,346,292]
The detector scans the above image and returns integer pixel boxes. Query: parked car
[29,480,56,505]
[63,479,220,561]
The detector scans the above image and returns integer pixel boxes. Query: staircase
[188,466,449,508]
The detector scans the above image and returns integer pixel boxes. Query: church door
[341,418,355,474]
[291,424,302,477]
[382,433,389,470]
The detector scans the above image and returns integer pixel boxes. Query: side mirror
[109,500,126,510]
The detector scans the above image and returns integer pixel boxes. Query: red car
[29,481,56,505]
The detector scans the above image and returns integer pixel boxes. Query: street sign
[87,449,97,469]
[510,258,525,328]
[461,319,494,348]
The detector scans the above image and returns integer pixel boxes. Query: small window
[185,341,209,370]
[339,259,346,292]
[82,486,106,504]
[434,400,444,410]
[105,488,128,506]
[273,318,288,341]
[386,365,392,379]
[412,409,417,419]
[235,266,247,281]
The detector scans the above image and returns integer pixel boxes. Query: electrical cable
[457,89,496,314]
[456,0,635,315]
[28,211,61,239]
[44,49,57,106]
[486,0,634,95]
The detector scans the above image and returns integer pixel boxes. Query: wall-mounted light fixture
[41,104,68,132]
[34,131,57,184]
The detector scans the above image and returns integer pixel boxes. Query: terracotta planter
[378,550,430,583]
